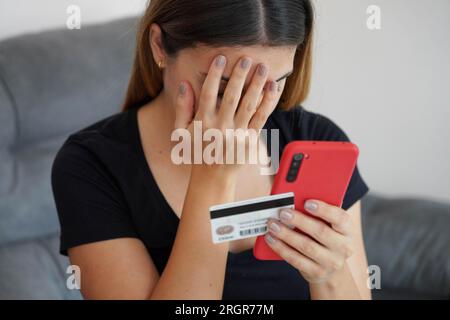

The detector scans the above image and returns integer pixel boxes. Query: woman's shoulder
[51,108,140,188]
[271,105,352,142]
[64,108,136,147]
[51,109,141,256]
[57,108,137,158]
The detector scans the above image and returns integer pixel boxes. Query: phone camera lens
[286,153,304,182]
[286,175,296,182]
[293,153,303,161]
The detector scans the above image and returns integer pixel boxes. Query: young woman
[52,0,370,299]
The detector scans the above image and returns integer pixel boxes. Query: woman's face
[151,24,297,113]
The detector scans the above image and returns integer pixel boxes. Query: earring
[158,60,163,69]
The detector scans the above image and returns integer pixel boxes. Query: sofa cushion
[0,17,137,145]
[0,137,67,244]
[362,194,450,299]
[0,76,15,196]
[0,233,82,299]
[0,17,137,245]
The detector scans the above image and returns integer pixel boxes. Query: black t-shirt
[51,105,369,300]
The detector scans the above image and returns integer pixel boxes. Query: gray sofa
[0,17,449,300]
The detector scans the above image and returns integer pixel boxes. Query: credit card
[209,192,294,244]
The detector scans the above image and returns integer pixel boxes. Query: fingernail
[268,221,281,233]
[240,57,251,69]
[178,82,186,96]
[304,200,318,213]
[280,210,293,221]
[265,233,276,244]
[258,64,267,76]
[269,81,277,92]
[215,55,226,67]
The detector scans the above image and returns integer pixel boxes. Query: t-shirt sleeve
[294,108,370,211]
[51,140,138,256]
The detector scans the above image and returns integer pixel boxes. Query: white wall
[0,0,147,40]
[1,0,449,201]
[308,0,450,202]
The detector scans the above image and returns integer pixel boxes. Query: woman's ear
[149,23,166,66]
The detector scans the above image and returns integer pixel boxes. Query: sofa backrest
[0,17,137,246]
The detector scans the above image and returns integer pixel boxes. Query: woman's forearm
[309,263,362,300]
[149,166,236,299]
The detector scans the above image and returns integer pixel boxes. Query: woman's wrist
[191,163,239,182]
[309,263,362,300]
[188,164,239,203]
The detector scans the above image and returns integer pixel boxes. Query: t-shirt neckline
[131,106,181,226]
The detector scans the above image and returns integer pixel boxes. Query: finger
[174,81,195,129]
[234,63,269,128]
[279,208,346,251]
[217,56,253,122]
[198,55,227,118]
[248,80,279,130]
[264,231,326,279]
[303,200,352,235]
[267,219,343,271]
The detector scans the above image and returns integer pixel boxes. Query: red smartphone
[253,140,359,260]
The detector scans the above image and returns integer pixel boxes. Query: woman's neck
[145,91,176,132]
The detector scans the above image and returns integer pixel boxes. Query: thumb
[174,81,195,130]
